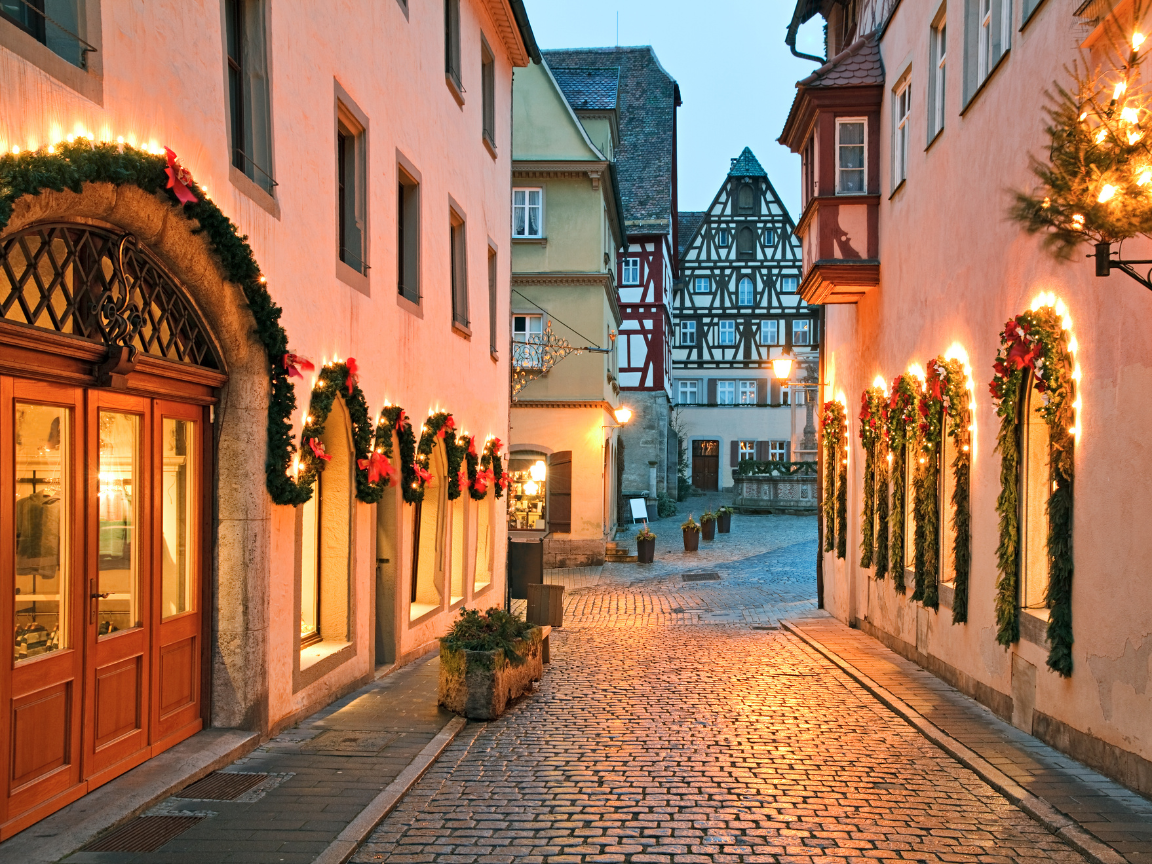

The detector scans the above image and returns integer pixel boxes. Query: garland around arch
[886,375,919,594]
[821,400,846,557]
[858,387,886,570]
[0,140,506,509]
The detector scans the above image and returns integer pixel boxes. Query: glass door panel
[160,418,193,619]
[97,412,139,635]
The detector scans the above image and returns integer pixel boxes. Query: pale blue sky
[520,0,825,220]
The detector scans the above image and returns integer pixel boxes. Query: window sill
[229,165,281,219]
[483,134,498,160]
[1020,608,1050,646]
[300,639,351,671]
[452,321,472,339]
[0,18,104,105]
[337,259,370,295]
[1020,0,1049,33]
[474,580,494,596]
[961,48,1011,117]
[491,350,500,363]
[409,602,440,624]
[925,126,944,154]
[446,73,465,108]
[513,237,547,245]
[397,290,423,318]
[889,178,907,201]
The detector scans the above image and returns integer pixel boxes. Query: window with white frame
[763,228,776,247]
[737,276,754,305]
[694,276,711,293]
[893,77,911,187]
[680,320,696,346]
[760,319,779,345]
[719,320,736,345]
[836,119,866,194]
[622,257,640,285]
[967,0,1010,103]
[793,319,812,346]
[739,441,757,461]
[678,380,698,405]
[716,228,730,247]
[769,441,787,461]
[512,188,542,238]
[717,381,736,404]
[929,14,947,140]
[739,380,757,404]
[512,314,542,366]
[781,274,800,293]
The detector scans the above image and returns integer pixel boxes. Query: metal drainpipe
[815,304,827,609]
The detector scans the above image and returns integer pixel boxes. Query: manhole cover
[83,815,204,852]
[302,730,397,755]
[176,771,268,801]
[682,572,720,582]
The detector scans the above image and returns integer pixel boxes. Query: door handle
[89,578,108,624]
[89,592,110,600]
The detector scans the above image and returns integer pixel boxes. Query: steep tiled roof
[728,147,767,178]
[676,211,706,259]
[542,46,679,232]
[797,32,883,88]
[551,67,619,110]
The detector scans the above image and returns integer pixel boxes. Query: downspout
[815,304,827,609]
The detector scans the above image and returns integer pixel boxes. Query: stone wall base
[543,537,606,569]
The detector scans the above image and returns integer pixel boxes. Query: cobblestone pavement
[356,509,1091,864]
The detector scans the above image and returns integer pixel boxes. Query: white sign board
[628,498,649,523]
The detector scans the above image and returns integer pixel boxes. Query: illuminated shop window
[507,453,547,531]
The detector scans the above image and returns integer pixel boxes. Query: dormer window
[737,183,755,212]
[836,118,866,194]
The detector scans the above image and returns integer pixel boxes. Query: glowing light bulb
[1096,128,1108,144]
[1130,131,1144,145]
[10,146,18,154]
[1122,106,1140,123]
[1072,214,1085,227]
[1099,184,1118,203]
[1139,170,1152,186]
[1115,80,1128,99]
[1135,31,1146,50]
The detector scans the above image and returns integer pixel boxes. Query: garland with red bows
[939,358,973,625]
[990,306,1076,676]
[858,388,887,571]
[913,362,947,609]
[820,401,847,557]
[886,375,919,594]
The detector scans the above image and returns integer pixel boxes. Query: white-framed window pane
[678,380,698,404]
[837,121,866,194]
[739,440,756,460]
[894,81,910,184]
[623,257,640,285]
[694,276,710,293]
[933,19,947,137]
[527,190,541,236]
[760,319,779,345]
[769,441,786,461]
[719,320,735,345]
[763,228,776,247]
[513,314,543,365]
[738,277,754,305]
[680,321,696,345]
[739,381,757,404]
[512,188,541,237]
[793,319,811,346]
[717,229,729,247]
[717,381,735,404]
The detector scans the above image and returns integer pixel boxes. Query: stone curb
[782,620,1127,864]
[312,715,468,864]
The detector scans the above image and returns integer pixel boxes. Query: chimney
[730,157,737,169]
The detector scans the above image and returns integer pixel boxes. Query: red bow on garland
[283,353,315,380]
[345,358,359,392]
[489,437,503,456]
[497,474,510,490]
[395,409,408,432]
[413,464,432,484]
[307,438,331,463]
[436,416,456,440]
[357,451,394,484]
[466,436,478,458]
[473,467,494,495]
[164,147,198,206]
[457,467,468,489]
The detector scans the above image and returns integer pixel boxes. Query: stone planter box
[733,473,818,514]
[438,626,549,720]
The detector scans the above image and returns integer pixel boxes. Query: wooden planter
[683,529,700,551]
[701,519,716,541]
[717,512,732,533]
[637,537,655,563]
[438,626,547,720]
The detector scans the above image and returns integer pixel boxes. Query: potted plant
[438,607,546,720]
[701,509,717,541]
[636,522,656,563]
[682,514,701,552]
[717,506,733,534]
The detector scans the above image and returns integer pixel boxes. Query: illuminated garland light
[820,400,847,558]
[858,379,889,573]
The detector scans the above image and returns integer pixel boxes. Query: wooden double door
[0,377,208,837]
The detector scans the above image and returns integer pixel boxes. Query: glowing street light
[613,406,632,425]
[771,347,795,382]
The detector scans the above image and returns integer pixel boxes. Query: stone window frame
[0,0,103,105]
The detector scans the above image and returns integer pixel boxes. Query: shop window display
[507,455,547,531]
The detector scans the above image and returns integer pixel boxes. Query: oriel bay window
[836,119,867,194]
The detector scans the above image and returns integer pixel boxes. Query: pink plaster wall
[1,0,523,730]
[818,1,1152,765]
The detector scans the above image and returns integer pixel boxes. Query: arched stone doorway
[0,184,269,837]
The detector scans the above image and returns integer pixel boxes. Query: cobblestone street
[354,510,1092,864]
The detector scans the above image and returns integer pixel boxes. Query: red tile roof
[797,32,884,88]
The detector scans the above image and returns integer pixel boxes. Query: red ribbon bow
[490,437,503,455]
[457,467,469,489]
[473,467,494,495]
[466,436,478,458]
[357,451,394,484]
[436,416,455,440]
[164,147,198,206]
[413,464,432,484]
[307,438,331,463]
[283,353,315,380]
[395,409,408,431]
[498,474,510,490]
[345,358,359,392]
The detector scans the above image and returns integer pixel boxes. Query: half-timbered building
[673,148,818,491]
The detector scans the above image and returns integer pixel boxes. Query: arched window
[737,277,754,306]
[1020,373,1050,612]
[410,444,446,620]
[737,183,755,212]
[472,494,494,593]
[939,425,955,584]
[448,493,467,606]
[299,399,353,656]
[737,226,755,256]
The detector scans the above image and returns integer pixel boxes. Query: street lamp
[771,347,795,382]
[613,406,632,425]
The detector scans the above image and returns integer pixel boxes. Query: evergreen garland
[990,304,1078,675]
[875,447,890,580]
[939,357,974,624]
[913,361,946,609]
[820,401,846,554]
[886,375,919,594]
[836,453,848,560]
[857,387,886,568]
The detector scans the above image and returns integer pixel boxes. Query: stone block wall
[543,537,607,569]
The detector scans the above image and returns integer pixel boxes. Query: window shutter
[548,451,572,534]
[785,441,792,462]
[707,379,717,404]
[756,441,770,461]
[757,379,768,406]
[729,440,739,468]
[770,380,781,404]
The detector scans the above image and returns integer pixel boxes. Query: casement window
[739,441,757,461]
[893,77,911,187]
[781,274,800,293]
[678,380,698,405]
[445,0,462,93]
[719,320,736,346]
[717,381,736,405]
[512,188,543,238]
[760,319,780,345]
[680,320,696,346]
[792,319,812,346]
[513,314,543,366]
[225,0,275,192]
[738,381,757,404]
[716,228,730,247]
[450,207,468,328]
[398,164,420,302]
[929,14,947,141]
[481,37,496,149]
[737,226,755,256]
[1,0,88,67]
[836,118,867,194]
[737,276,754,306]
[488,247,498,355]
[694,276,711,293]
[769,441,787,461]
[1020,375,1050,610]
[622,257,640,285]
[966,0,1010,104]
[337,104,368,276]
[763,228,776,247]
